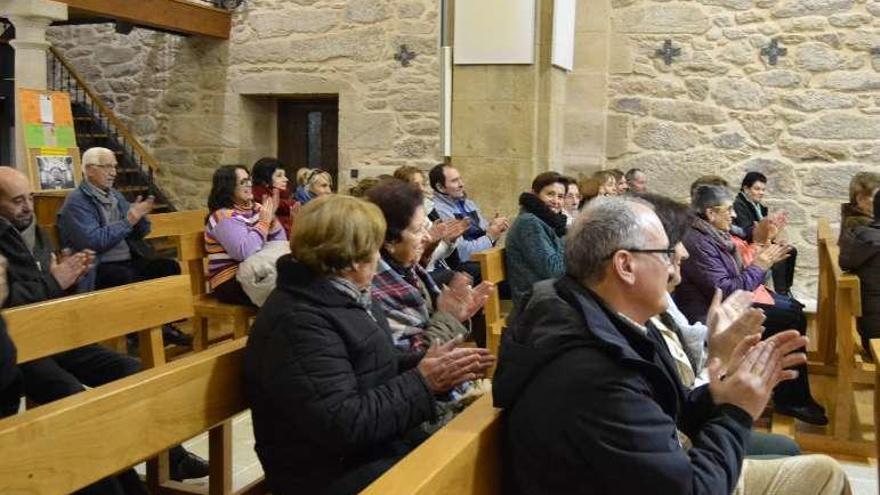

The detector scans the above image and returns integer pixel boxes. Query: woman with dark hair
[841,171,880,233]
[676,185,826,425]
[505,171,569,306]
[733,171,798,296]
[204,165,286,305]
[243,195,494,494]
[366,179,492,352]
[251,157,299,236]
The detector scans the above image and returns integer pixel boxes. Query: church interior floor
[138,315,879,493]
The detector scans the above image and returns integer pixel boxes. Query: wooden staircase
[47,46,175,213]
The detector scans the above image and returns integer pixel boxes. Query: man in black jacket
[492,196,847,495]
[0,167,208,490]
[0,256,22,418]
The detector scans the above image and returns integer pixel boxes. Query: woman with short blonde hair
[244,194,494,494]
[842,172,880,232]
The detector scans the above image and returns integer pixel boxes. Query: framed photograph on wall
[26,147,82,192]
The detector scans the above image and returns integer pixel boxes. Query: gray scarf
[692,216,745,271]
[18,221,37,254]
[328,276,376,320]
[84,180,119,223]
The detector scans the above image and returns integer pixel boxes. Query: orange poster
[19,89,41,125]
[51,92,73,126]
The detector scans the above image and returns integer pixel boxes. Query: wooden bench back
[0,339,259,494]
[1,275,193,364]
[362,394,501,495]
[145,209,208,240]
[472,247,506,365]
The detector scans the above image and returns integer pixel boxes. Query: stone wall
[47,0,442,209]
[606,0,880,297]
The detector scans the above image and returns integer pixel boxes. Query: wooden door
[277,97,339,191]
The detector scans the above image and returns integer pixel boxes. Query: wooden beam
[55,0,230,39]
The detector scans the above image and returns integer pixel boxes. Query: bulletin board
[18,88,81,192]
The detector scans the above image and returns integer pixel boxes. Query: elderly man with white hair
[57,147,192,347]
[492,195,849,495]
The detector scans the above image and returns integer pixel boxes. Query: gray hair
[565,195,656,285]
[81,147,114,167]
[625,168,644,181]
[691,185,733,215]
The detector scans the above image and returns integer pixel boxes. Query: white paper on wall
[453,0,536,65]
[551,0,577,71]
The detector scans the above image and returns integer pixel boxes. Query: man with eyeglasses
[491,196,848,495]
[57,148,193,350]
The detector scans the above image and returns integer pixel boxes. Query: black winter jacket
[0,219,64,308]
[492,277,752,495]
[243,256,437,495]
[733,191,768,242]
[0,317,21,418]
[839,222,880,345]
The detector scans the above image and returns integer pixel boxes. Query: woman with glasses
[251,157,299,237]
[204,165,286,305]
[293,168,333,204]
[675,185,826,425]
[366,179,493,352]
[505,172,570,307]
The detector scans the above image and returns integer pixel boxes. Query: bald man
[0,166,92,307]
[57,147,191,347]
[0,166,208,489]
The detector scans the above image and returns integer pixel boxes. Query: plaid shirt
[371,256,440,352]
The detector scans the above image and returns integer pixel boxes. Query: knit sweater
[205,204,286,290]
[504,193,566,307]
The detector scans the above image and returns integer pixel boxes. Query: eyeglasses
[608,246,677,266]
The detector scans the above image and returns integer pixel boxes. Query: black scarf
[518,192,567,237]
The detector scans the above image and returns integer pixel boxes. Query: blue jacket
[505,212,564,307]
[431,192,491,262]
[57,182,152,291]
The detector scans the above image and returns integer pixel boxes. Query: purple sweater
[205,205,286,290]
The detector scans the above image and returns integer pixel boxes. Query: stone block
[790,112,880,140]
[829,13,871,27]
[719,40,756,65]
[611,78,687,99]
[393,136,431,158]
[611,97,649,116]
[778,137,849,161]
[652,99,728,125]
[398,1,425,19]
[698,0,753,9]
[575,32,609,72]
[725,157,799,194]
[621,149,729,200]
[731,112,780,145]
[565,111,608,157]
[608,35,634,74]
[249,10,337,37]
[633,121,701,151]
[751,69,803,88]
[605,113,631,158]
[98,46,137,65]
[771,0,854,18]
[346,0,389,23]
[779,90,856,112]
[342,112,397,150]
[613,3,710,34]
[794,42,846,72]
[567,74,606,111]
[822,71,880,91]
[685,78,711,101]
[486,66,538,103]
[579,0,611,33]
[391,90,440,113]
[801,162,870,198]
[711,78,769,110]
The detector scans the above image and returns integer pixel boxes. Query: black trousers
[771,246,797,295]
[95,257,181,290]
[754,292,815,407]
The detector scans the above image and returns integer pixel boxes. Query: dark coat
[0,219,64,308]
[57,182,152,292]
[243,256,437,495]
[839,222,880,344]
[505,193,566,307]
[492,277,751,495]
[732,192,768,242]
[675,222,766,323]
[0,317,21,418]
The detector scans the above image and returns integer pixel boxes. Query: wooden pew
[361,394,501,495]
[870,339,880,487]
[0,338,265,495]
[177,230,257,350]
[814,218,836,367]
[145,209,209,240]
[472,247,506,369]
[1,275,209,491]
